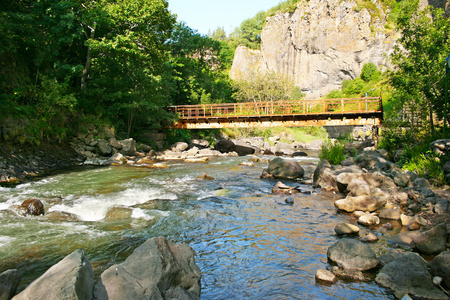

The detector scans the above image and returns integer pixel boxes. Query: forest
[0,0,449,148]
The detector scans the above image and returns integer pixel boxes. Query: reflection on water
[0,156,393,299]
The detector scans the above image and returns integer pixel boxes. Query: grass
[319,139,346,165]
[221,127,328,143]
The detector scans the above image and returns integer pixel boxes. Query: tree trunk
[81,27,95,94]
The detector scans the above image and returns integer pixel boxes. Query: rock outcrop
[95,237,201,300]
[231,0,398,98]
[13,249,94,300]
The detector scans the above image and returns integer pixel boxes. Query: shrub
[319,140,346,165]
[361,63,381,82]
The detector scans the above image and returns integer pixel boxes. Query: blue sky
[168,0,281,35]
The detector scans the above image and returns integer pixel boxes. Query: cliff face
[230,0,398,98]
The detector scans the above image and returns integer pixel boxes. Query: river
[0,155,394,299]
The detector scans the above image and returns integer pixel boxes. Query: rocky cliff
[231,0,398,98]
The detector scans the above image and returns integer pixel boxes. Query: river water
[0,155,394,299]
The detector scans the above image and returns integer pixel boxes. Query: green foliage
[342,78,365,95]
[233,69,302,103]
[267,0,302,16]
[403,152,445,186]
[361,63,381,82]
[222,127,328,144]
[319,140,346,165]
[230,11,266,50]
[389,0,450,133]
[378,127,416,154]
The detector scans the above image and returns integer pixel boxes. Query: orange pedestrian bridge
[167,97,383,129]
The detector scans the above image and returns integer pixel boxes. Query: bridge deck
[167,97,383,129]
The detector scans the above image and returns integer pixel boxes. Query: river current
[0,155,394,299]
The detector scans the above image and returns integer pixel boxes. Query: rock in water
[13,249,94,300]
[327,238,378,271]
[0,269,21,300]
[95,236,201,300]
[19,199,44,216]
[375,252,447,300]
[334,223,360,235]
[285,197,294,205]
[315,269,337,285]
[197,173,214,180]
[265,157,304,180]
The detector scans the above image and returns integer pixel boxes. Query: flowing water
[0,155,394,299]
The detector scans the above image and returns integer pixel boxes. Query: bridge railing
[167,97,382,119]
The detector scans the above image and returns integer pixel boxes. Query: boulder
[315,269,337,285]
[272,181,299,194]
[334,195,385,213]
[233,144,255,156]
[393,172,411,188]
[430,139,450,156]
[189,139,209,149]
[94,237,201,300]
[109,138,122,150]
[293,151,308,157]
[171,142,189,152]
[413,178,431,190]
[429,251,450,288]
[413,223,447,255]
[375,252,447,300]
[139,144,152,153]
[355,151,393,171]
[265,157,304,180]
[120,138,136,156]
[378,208,401,220]
[214,140,235,153]
[334,222,360,235]
[357,213,380,226]
[443,161,450,174]
[97,140,112,156]
[327,238,378,271]
[0,269,21,300]
[13,249,94,300]
[313,159,337,190]
[347,178,371,197]
[19,199,44,216]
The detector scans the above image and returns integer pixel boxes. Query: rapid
[0,155,394,299]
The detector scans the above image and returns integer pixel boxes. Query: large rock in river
[264,157,304,180]
[327,238,378,271]
[19,199,45,216]
[313,159,337,190]
[334,195,386,213]
[375,252,448,300]
[413,223,448,255]
[95,236,201,300]
[13,249,94,300]
[0,269,21,300]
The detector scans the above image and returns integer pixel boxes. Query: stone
[334,195,385,213]
[189,139,209,148]
[313,159,337,190]
[171,142,189,152]
[361,232,378,243]
[120,138,136,156]
[429,251,450,288]
[109,138,122,150]
[347,178,371,197]
[139,144,152,153]
[327,238,378,271]
[233,144,255,156]
[266,157,304,180]
[434,199,449,214]
[378,208,401,220]
[430,139,450,156]
[197,173,214,180]
[413,178,431,190]
[334,222,360,235]
[19,199,44,216]
[198,149,221,157]
[413,223,447,255]
[315,269,337,284]
[109,153,125,164]
[375,252,447,300]
[293,151,308,157]
[394,172,411,187]
[357,213,380,226]
[13,249,94,300]
[214,140,236,153]
[0,269,21,300]
[94,237,201,300]
[97,140,112,156]
[340,157,355,166]
[443,161,450,174]
[272,181,299,195]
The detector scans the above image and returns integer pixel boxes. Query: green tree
[389,0,450,133]
[233,69,301,105]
